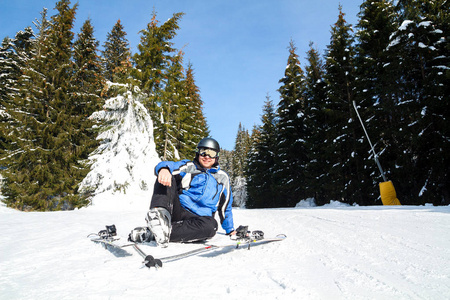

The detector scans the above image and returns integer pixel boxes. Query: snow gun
[352,101,401,205]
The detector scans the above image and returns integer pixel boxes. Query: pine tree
[2,0,92,211]
[323,6,360,204]
[154,56,209,160]
[71,18,104,164]
[303,42,329,205]
[72,18,104,114]
[353,0,399,205]
[0,28,34,158]
[386,0,450,204]
[232,123,250,179]
[159,50,186,160]
[231,123,250,207]
[102,19,131,83]
[219,149,233,176]
[246,96,278,208]
[0,28,34,107]
[422,0,450,205]
[132,11,184,157]
[0,39,14,110]
[79,83,160,195]
[1,9,50,170]
[275,40,308,207]
[183,63,209,156]
[246,125,262,208]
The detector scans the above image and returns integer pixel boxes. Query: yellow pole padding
[379,181,401,205]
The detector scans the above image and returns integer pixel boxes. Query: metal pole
[352,101,387,182]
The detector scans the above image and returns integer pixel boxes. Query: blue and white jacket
[155,159,235,234]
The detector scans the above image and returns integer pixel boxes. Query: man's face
[197,148,217,169]
[198,153,215,169]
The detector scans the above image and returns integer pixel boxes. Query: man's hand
[158,168,172,187]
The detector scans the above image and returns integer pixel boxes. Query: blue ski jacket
[155,159,235,234]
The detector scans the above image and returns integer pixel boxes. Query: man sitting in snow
[129,137,235,247]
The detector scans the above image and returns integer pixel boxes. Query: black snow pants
[150,177,218,243]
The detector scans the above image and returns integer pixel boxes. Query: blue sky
[1,0,362,150]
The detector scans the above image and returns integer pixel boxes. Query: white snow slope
[1,195,449,300]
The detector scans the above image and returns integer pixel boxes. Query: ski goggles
[197,148,219,158]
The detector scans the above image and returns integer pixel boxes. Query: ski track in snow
[1,203,450,300]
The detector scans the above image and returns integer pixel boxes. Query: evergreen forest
[244,1,449,208]
[0,0,448,211]
[0,0,207,210]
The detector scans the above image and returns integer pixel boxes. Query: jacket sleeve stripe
[215,170,231,224]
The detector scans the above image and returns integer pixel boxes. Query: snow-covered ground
[1,193,449,300]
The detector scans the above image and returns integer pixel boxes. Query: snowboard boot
[146,207,171,248]
[128,227,154,243]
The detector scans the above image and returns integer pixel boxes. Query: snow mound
[84,190,151,212]
[295,197,316,207]
[295,199,357,208]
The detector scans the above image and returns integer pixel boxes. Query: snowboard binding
[233,225,264,241]
[97,224,117,240]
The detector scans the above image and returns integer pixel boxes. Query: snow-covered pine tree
[232,123,250,178]
[231,123,250,207]
[1,11,48,196]
[79,83,160,196]
[218,148,233,176]
[72,18,104,159]
[322,6,361,205]
[0,28,34,111]
[419,0,450,205]
[303,42,329,205]
[0,28,34,159]
[246,96,278,208]
[386,0,450,204]
[353,0,399,205]
[275,40,308,207]
[246,125,262,208]
[1,0,93,211]
[0,39,14,110]
[232,176,247,208]
[102,19,131,83]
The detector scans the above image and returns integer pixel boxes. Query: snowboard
[89,225,286,268]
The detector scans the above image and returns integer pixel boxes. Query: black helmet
[197,137,220,152]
